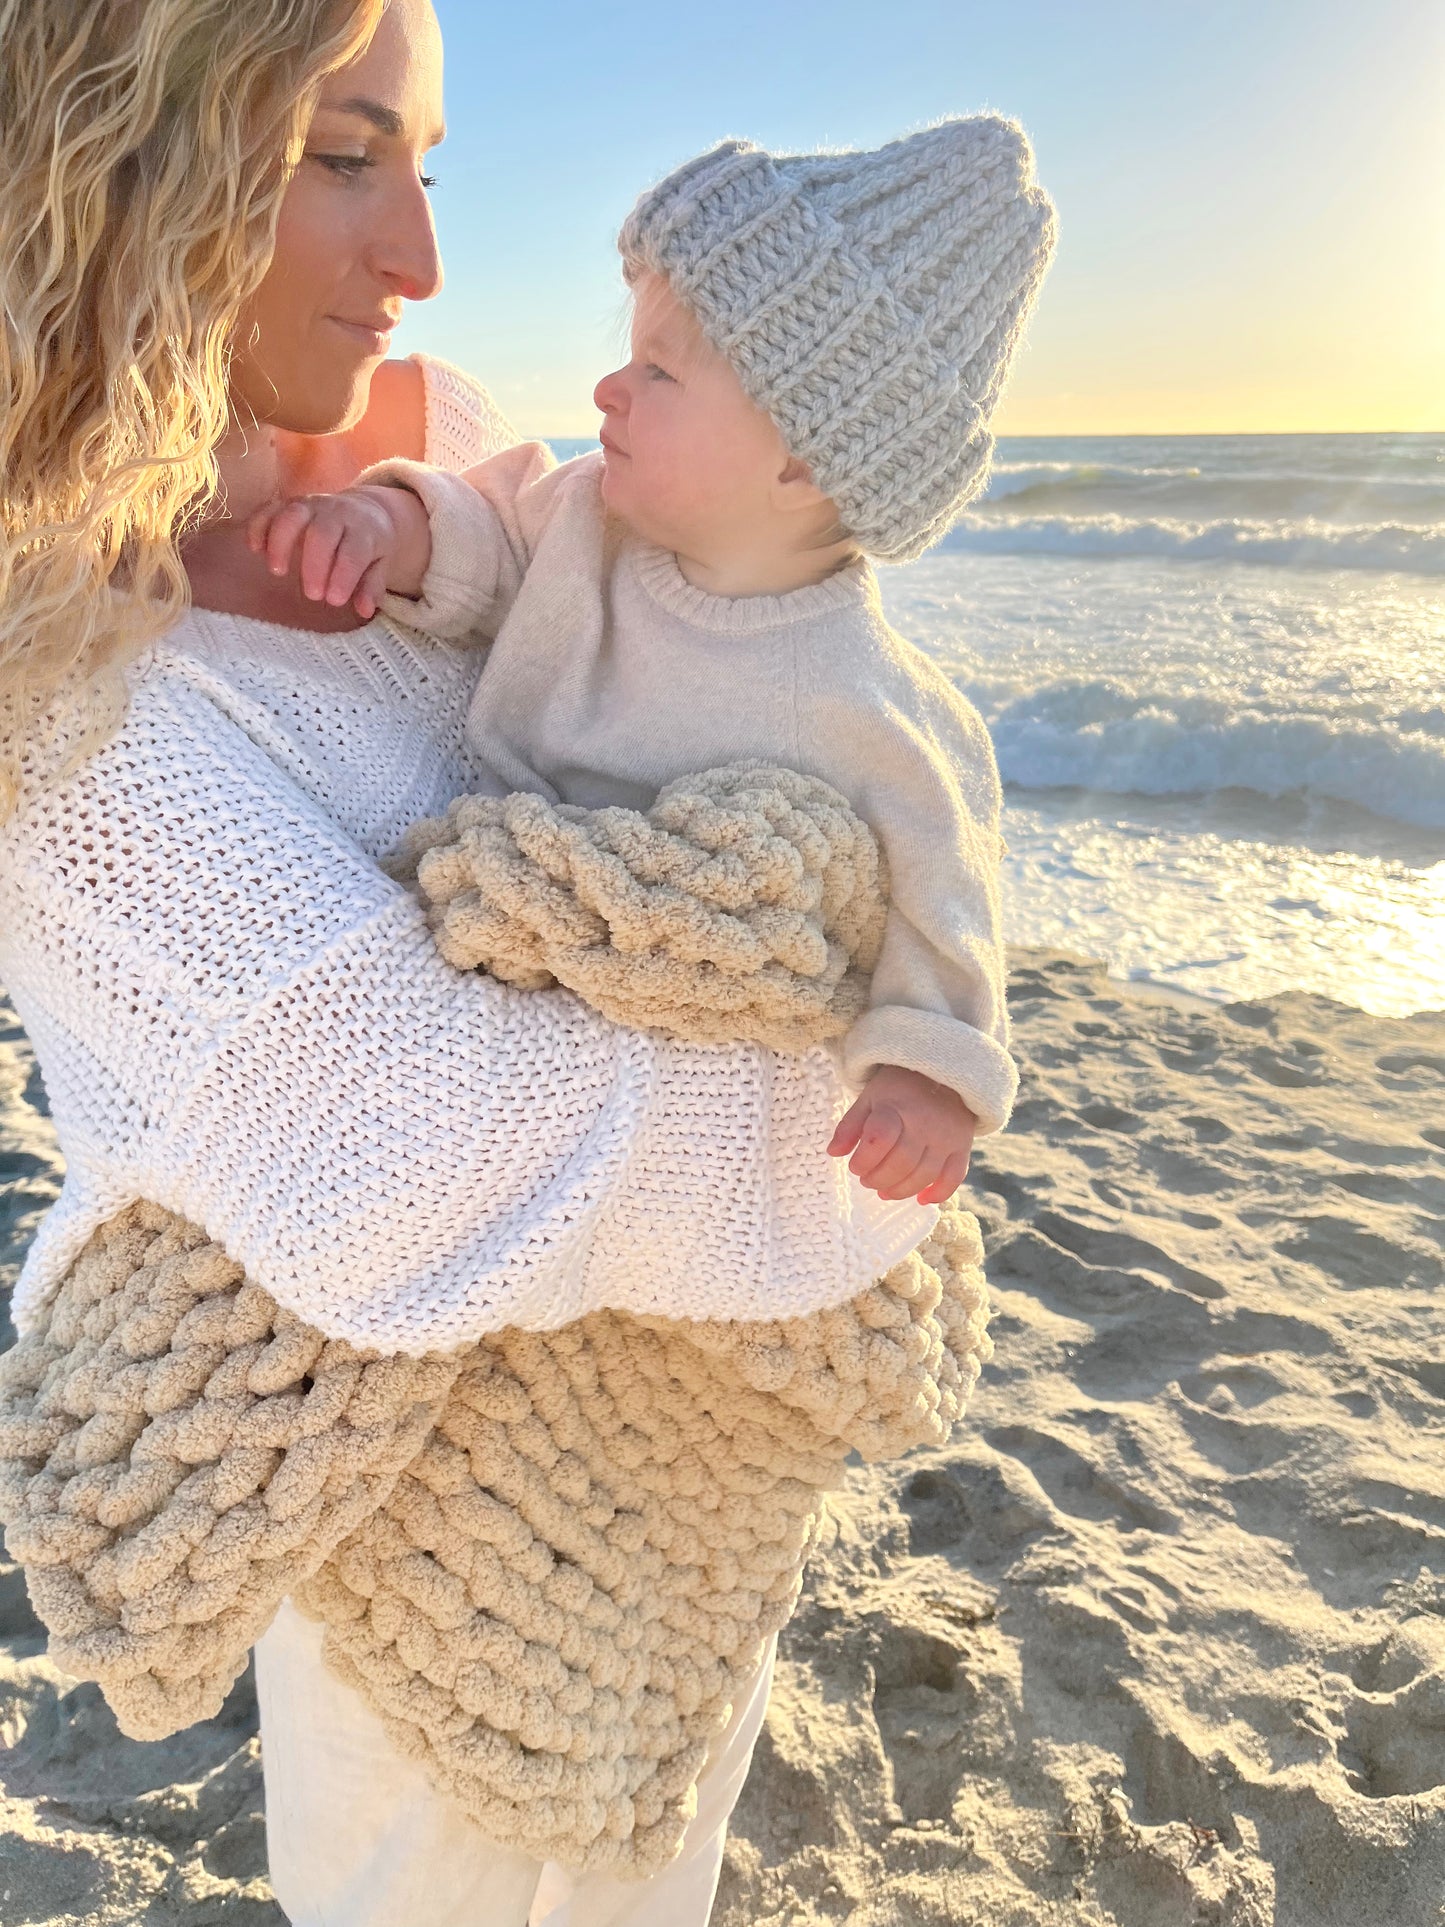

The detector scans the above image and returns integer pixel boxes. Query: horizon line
[530,425,1445,443]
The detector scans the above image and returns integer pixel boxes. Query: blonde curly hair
[0,0,386,816]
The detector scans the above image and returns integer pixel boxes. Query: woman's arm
[1,655,931,1355]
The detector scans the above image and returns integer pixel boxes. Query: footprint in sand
[1344,1621,1445,1799]
[1278,1215,1443,1290]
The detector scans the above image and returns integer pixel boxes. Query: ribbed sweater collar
[628,539,875,634]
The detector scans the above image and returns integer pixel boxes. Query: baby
[252,118,1056,1205]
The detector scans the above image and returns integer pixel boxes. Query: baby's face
[593,271,795,559]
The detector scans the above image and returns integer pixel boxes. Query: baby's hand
[247,483,432,620]
[827,1065,975,1205]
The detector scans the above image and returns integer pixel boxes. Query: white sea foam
[938,511,1445,575]
[985,684,1445,830]
[957,431,1445,573]
[878,468,1445,1014]
[982,461,1445,526]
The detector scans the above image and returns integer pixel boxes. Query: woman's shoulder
[411,353,521,472]
[343,355,519,478]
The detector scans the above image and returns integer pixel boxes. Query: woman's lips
[328,316,395,355]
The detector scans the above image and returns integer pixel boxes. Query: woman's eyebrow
[318,95,447,148]
[326,96,406,138]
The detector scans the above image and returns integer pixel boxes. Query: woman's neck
[210,420,364,523]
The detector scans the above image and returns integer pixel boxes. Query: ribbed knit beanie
[618,117,1056,563]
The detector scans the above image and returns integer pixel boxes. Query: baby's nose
[593,368,626,415]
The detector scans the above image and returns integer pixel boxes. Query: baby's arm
[808,647,1016,1203]
[246,441,560,640]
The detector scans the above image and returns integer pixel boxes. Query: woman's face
[229,0,446,436]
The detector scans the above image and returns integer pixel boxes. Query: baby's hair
[613,258,859,560]
[616,262,713,382]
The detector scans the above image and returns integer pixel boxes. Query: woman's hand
[828,1064,975,1204]
[246,482,433,621]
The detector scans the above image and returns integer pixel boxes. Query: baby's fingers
[298,513,352,603]
[261,499,319,581]
[846,1102,904,1183]
[870,1141,931,1201]
[916,1149,970,1207]
[323,520,386,609]
[827,1095,869,1159]
[352,558,387,622]
[246,499,288,555]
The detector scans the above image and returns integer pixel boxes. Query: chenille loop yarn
[390,762,890,1049]
[0,764,992,1877]
[618,116,1057,563]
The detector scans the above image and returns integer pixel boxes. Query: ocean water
[880,433,1444,1018]
[551,433,1445,1017]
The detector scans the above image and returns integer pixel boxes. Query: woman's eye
[420,174,439,190]
[309,153,371,180]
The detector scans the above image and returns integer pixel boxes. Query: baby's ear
[772,454,831,514]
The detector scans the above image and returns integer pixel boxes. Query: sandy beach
[1,950,1442,1926]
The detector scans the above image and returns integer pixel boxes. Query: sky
[393,0,1445,439]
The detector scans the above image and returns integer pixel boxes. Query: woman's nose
[594,369,626,415]
[375,176,444,304]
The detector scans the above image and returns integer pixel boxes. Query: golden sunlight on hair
[0,0,386,816]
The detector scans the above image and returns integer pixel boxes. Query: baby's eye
[644,363,675,383]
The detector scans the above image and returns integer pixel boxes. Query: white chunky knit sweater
[0,357,932,1354]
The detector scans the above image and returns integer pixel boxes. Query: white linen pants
[255,1600,775,1927]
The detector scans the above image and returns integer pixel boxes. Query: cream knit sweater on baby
[376,444,1017,1133]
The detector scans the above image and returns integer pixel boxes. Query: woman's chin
[232,360,378,440]
[287,374,376,436]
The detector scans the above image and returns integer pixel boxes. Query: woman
[0,2,937,1922]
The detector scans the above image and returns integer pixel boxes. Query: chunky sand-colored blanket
[0,765,991,1877]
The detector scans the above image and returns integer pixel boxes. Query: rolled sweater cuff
[842,1005,1018,1136]
[360,458,502,643]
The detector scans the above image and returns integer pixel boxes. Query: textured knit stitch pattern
[618,117,1057,563]
[0,639,932,1351]
[390,762,889,1050]
[0,804,991,1873]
